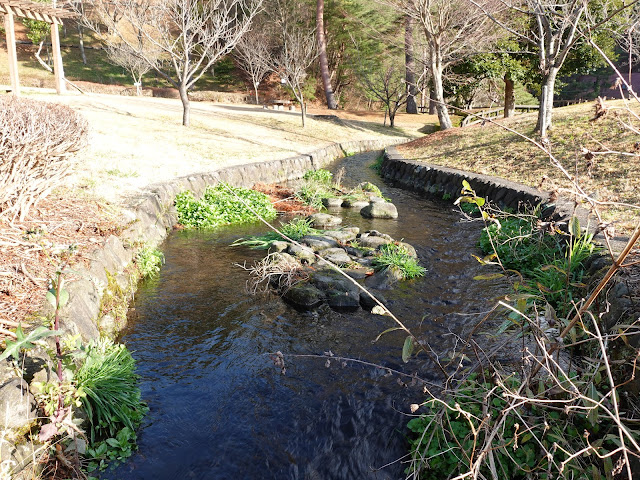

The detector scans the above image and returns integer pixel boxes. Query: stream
[110,151,497,479]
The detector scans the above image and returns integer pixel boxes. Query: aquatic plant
[175,183,277,228]
[372,243,426,279]
[135,245,164,278]
[232,217,319,249]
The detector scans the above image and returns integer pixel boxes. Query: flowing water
[110,151,498,479]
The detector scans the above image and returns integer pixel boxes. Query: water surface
[111,151,497,479]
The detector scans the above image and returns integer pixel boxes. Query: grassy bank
[399,101,640,234]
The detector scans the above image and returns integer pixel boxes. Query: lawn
[399,100,640,235]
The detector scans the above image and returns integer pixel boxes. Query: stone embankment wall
[381,146,634,339]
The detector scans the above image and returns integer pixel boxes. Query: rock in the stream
[321,197,344,208]
[288,244,316,264]
[359,291,387,311]
[310,271,359,293]
[307,213,342,228]
[358,235,392,249]
[283,284,325,310]
[270,241,289,253]
[364,266,404,290]
[323,229,358,243]
[343,267,373,280]
[319,248,353,266]
[0,378,36,429]
[360,201,398,219]
[369,196,386,203]
[342,199,369,209]
[396,242,417,257]
[300,235,339,252]
[327,290,360,311]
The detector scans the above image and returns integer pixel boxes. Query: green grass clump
[233,217,319,249]
[479,213,598,317]
[175,183,277,228]
[372,243,426,279]
[135,246,164,278]
[302,169,333,184]
[74,339,147,443]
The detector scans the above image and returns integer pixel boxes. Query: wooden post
[50,18,66,94]
[4,11,20,96]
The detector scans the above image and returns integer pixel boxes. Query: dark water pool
[110,151,498,479]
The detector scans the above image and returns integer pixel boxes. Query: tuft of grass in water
[135,246,164,278]
[233,217,319,249]
[175,183,277,228]
[372,243,426,279]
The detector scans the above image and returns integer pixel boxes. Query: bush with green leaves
[296,169,338,209]
[135,246,164,278]
[74,338,147,443]
[372,243,426,279]
[407,372,636,480]
[175,183,277,228]
[478,213,598,317]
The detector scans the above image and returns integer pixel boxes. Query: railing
[460,104,539,127]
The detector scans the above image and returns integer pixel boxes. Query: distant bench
[264,100,296,111]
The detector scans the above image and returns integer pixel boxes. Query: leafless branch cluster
[0,97,88,222]
[241,252,309,295]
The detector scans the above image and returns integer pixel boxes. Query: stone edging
[381,146,634,335]
[53,138,407,341]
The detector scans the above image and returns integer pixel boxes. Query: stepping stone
[283,284,324,310]
[322,197,344,208]
[307,213,342,228]
[360,201,398,219]
[319,248,352,266]
[300,235,339,252]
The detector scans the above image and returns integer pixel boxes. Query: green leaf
[473,273,505,281]
[372,327,403,343]
[570,216,581,237]
[402,336,414,363]
[0,325,58,361]
[46,288,69,309]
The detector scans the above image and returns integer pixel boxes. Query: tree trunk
[430,55,452,130]
[504,76,515,118]
[536,69,558,136]
[429,87,436,114]
[405,15,417,114]
[253,82,260,105]
[317,0,337,109]
[77,23,87,65]
[179,83,190,126]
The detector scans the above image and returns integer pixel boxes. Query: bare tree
[233,31,272,105]
[317,0,338,109]
[87,0,263,126]
[469,0,587,136]
[273,27,317,127]
[358,57,410,127]
[105,41,157,95]
[391,0,499,130]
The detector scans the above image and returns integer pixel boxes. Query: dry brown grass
[399,100,640,235]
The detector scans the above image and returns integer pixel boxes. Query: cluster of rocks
[265,213,418,312]
[321,196,398,219]
[0,348,54,478]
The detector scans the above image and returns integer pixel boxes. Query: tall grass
[75,339,147,442]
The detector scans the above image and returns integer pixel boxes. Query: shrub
[74,339,147,443]
[407,372,636,480]
[0,97,88,220]
[175,183,277,228]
